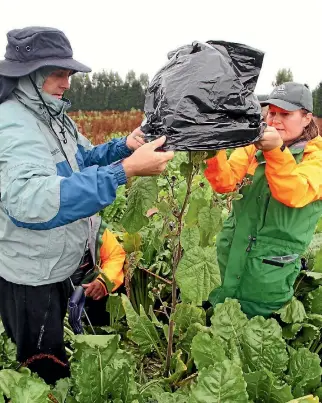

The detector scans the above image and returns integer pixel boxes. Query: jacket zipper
[246,236,257,252]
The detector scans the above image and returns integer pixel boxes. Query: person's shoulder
[0,96,21,113]
[305,136,322,151]
[0,96,36,124]
[303,136,322,159]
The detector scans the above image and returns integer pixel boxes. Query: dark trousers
[85,295,110,327]
[0,276,71,385]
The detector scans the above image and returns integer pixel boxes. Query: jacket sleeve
[77,132,133,168]
[98,229,126,293]
[264,146,322,208]
[204,147,254,193]
[0,121,127,230]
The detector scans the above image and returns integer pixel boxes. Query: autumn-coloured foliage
[69,110,144,144]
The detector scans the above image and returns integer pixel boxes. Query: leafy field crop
[1,125,322,402]
[69,110,144,145]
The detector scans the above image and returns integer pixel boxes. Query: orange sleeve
[264,146,322,208]
[98,229,126,292]
[204,146,255,193]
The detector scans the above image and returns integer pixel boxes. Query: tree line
[66,70,149,111]
[66,67,322,117]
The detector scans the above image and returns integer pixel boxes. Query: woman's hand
[254,126,283,151]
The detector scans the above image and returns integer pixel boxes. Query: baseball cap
[260,82,313,113]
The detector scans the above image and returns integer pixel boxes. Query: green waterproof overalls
[209,145,322,317]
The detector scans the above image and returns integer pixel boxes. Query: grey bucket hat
[260,82,313,113]
[0,26,91,77]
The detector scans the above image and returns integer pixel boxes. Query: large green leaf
[106,294,125,325]
[305,286,322,314]
[121,177,158,233]
[304,271,322,280]
[211,299,248,342]
[166,350,187,384]
[121,294,163,357]
[241,316,288,376]
[293,324,320,346]
[245,370,293,403]
[0,369,25,398]
[51,378,70,403]
[226,337,243,367]
[181,226,200,250]
[3,337,16,366]
[177,323,211,356]
[277,297,307,324]
[123,232,142,253]
[307,313,322,328]
[185,198,208,227]
[313,248,322,273]
[11,376,50,403]
[286,348,322,398]
[171,303,206,336]
[73,335,118,351]
[191,333,227,370]
[149,390,189,403]
[71,335,138,403]
[180,162,193,180]
[198,206,222,246]
[282,323,303,340]
[176,246,221,306]
[189,360,249,403]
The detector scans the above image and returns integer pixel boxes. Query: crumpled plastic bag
[141,40,265,151]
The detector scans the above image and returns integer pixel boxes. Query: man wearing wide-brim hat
[0,26,173,384]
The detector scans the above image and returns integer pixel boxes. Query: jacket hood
[13,66,70,118]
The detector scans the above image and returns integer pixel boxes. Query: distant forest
[66,70,148,111]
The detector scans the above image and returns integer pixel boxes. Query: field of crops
[1,114,322,402]
[69,110,144,145]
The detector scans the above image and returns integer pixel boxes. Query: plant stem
[139,266,172,285]
[165,175,176,200]
[98,347,103,396]
[164,245,180,376]
[165,152,195,376]
[154,309,170,318]
[156,294,171,320]
[64,326,75,339]
[176,372,198,387]
[314,342,322,355]
[310,336,320,353]
[294,274,306,296]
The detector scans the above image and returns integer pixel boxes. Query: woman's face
[267,105,312,145]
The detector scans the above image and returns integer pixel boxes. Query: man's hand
[254,126,283,152]
[122,135,174,178]
[83,280,106,300]
[126,127,146,151]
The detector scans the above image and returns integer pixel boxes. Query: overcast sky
[1,0,321,95]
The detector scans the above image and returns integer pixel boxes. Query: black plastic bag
[141,40,265,151]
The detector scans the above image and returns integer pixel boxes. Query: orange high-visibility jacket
[204,136,322,208]
[96,229,126,296]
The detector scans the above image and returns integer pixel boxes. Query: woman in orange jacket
[70,215,126,325]
[204,82,322,317]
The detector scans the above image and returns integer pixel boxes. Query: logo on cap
[273,84,286,96]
